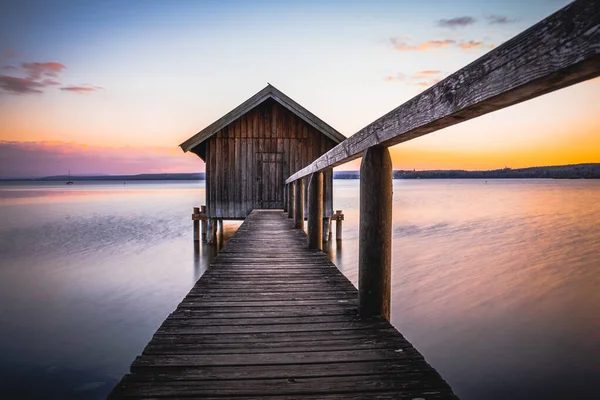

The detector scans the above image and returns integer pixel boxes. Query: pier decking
[109,210,456,399]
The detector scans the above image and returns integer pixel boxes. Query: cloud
[0,141,203,178]
[437,16,476,28]
[0,75,45,94]
[22,62,65,79]
[60,85,102,94]
[413,70,441,79]
[391,38,456,51]
[486,15,515,24]
[385,70,443,88]
[457,40,494,50]
[391,38,493,52]
[41,79,61,86]
[0,60,101,95]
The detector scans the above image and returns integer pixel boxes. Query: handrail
[286,0,600,184]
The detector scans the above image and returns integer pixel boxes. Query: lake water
[0,179,598,399]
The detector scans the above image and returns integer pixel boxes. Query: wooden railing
[283,0,600,321]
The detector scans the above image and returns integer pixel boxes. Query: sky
[0,0,597,178]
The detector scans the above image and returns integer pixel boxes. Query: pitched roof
[179,84,345,152]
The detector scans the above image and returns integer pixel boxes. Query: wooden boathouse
[110,1,599,398]
[179,84,345,221]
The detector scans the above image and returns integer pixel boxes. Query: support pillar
[294,179,304,229]
[207,218,218,244]
[283,184,288,213]
[193,207,200,242]
[200,205,207,241]
[322,217,331,242]
[287,183,294,219]
[217,219,224,245]
[335,210,344,241]
[358,146,392,320]
[307,172,323,250]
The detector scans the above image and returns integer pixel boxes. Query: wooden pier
[109,210,456,399]
[111,1,599,397]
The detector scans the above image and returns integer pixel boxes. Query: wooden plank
[118,372,447,396]
[109,211,456,399]
[287,0,600,183]
[235,118,242,217]
[241,118,248,217]
[229,125,235,217]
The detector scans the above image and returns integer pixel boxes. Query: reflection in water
[0,179,599,400]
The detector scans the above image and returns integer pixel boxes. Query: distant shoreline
[1,163,599,181]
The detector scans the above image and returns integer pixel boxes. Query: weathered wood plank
[109,211,455,399]
[287,0,600,183]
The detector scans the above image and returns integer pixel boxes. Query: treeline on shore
[4,163,599,181]
[334,163,600,179]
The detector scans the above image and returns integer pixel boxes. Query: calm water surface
[0,179,598,399]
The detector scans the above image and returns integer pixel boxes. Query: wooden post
[322,217,331,242]
[287,183,294,219]
[207,218,218,244]
[283,184,288,213]
[193,207,200,242]
[307,172,323,250]
[294,179,304,229]
[359,146,392,320]
[335,210,344,241]
[200,205,207,241]
[217,219,224,245]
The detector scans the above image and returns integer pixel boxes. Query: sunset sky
[0,0,597,178]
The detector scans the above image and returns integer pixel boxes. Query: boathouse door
[257,152,284,209]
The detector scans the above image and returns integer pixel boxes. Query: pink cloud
[0,60,102,95]
[0,75,45,94]
[42,79,61,86]
[457,41,484,50]
[391,38,494,52]
[22,62,65,79]
[392,39,456,51]
[414,70,442,79]
[60,85,102,93]
[384,70,443,88]
[0,141,203,178]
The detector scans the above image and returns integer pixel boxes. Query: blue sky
[2,0,597,177]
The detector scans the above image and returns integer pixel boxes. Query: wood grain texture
[294,178,305,229]
[202,99,337,219]
[307,172,323,249]
[109,211,457,399]
[359,147,392,320]
[286,0,600,183]
[180,84,345,152]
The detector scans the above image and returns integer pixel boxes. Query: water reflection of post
[193,240,201,281]
[218,220,224,250]
[335,238,342,267]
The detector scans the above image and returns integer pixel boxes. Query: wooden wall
[203,99,336,219]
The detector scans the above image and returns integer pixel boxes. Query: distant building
[180,84,345,220]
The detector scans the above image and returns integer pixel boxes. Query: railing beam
[294,179,304,229]
[307,172,323,249]
[359,146,392,320]
[286,0,600,184]
[287,183,294,218]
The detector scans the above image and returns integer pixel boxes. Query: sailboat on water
[66,170,74,185]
